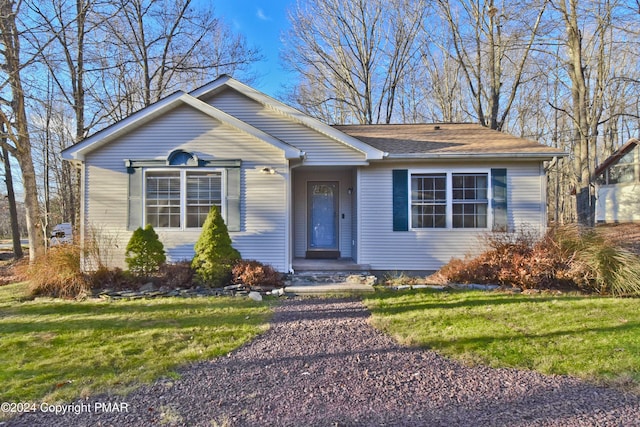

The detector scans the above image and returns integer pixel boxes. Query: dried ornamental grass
[26,244,91,299]
[438,225,640,296]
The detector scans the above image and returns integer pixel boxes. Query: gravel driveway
[7,297,640,426]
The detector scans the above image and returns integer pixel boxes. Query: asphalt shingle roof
[333,123,565,157]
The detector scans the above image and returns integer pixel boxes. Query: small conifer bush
[191,206,241,286]
[125,224,166,276]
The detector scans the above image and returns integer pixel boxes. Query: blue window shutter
[491,168,508,231]
[392,169,409,231]
[226,167,241,232]
[127,167,143,231]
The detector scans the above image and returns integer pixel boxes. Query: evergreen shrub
[125,224,166,276]
[191,206,241,286]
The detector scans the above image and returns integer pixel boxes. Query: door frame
[306,181,340,259]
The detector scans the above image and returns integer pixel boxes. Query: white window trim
[409,168,492,231]
[143,167,226,230]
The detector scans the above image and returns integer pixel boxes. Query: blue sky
[211,0,295,98]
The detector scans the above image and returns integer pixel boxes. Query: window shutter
[127,167,143,231]
[491,168,508,231]
[226,167,241,232]
[392,169,409,231]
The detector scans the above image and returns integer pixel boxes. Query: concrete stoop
[284,271,377,295]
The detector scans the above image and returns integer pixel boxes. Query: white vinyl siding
[205,89,367,165]
[359,162,547,271]
[83,104,288,271]
[596,183,640,223]
[595,144,640,223]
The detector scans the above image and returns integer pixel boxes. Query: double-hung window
[452,173,488,228]
[186,172,222,227]
[145,170,222,229]
[410,171,489,229]
[411,173,447,228]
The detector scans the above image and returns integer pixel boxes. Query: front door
[307,181,340,258]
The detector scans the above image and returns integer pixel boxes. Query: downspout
[286,153,306,273]
[78,161,87,270]
[540,161,547,235]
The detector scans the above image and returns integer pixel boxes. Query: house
[62,75,566,273]
[595,138,640,223]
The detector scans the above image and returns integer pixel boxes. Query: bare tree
[1,128,23,258]
[23,0,261,238]
[434,0,549,130]
[284,0,427,124]
[0,0,45,260]
[30,79,79,229]
[419,43,466,122]
[550,0,618,226]
[96,0,261,120]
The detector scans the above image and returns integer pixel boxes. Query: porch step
[283,271,377,294]
[291,258,371,272]
[285,258,377,294]
[286,272,375,285]
[284,282,375,294]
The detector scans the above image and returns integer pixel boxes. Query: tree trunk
[0,0,44,261]
[1,141,23,259]
[559,0,595,226]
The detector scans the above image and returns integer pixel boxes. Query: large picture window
[145,170,222,229]
[410,171,489,229]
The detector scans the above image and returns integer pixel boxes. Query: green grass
[0,282,272,406]
[364,289,640,391]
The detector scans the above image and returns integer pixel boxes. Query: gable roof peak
[190,75,386,160]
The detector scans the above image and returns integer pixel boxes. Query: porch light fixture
[261,167,276,175]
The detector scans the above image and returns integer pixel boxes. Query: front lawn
[364,289,640,391]
[0,282,271,406]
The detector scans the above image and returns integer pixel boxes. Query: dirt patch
[0,251,26,286]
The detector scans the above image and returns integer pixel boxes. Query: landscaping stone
[140,282,155,292]
[91,285,268,300]
[270,288,286,297]
[248,291,262,302]
[346,274,378,286]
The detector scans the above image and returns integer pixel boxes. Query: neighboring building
[595,138,640,223]
[62,75,566,273]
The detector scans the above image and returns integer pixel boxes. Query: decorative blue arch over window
[167,149,199,166]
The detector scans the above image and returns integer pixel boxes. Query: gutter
[382,151,569,161]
